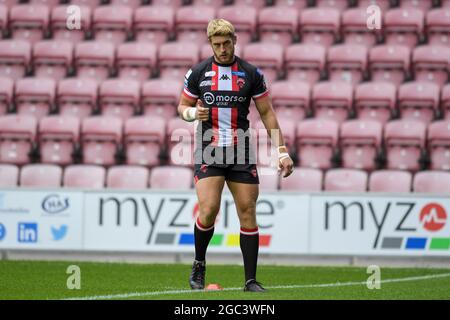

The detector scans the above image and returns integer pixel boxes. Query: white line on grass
[63,272,450,300]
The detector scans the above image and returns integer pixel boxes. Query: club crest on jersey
[205,71,216,77]
[237,78,245,89]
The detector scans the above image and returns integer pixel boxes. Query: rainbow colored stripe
[154,232,272,247]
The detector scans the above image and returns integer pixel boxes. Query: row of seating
[1,162,449,193]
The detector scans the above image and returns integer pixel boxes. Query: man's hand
[279,156,294,178]
[196,100,209,121]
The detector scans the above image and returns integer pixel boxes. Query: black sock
[240,227,259,283]
[194,218,215,262]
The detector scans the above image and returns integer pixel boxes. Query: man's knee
[198,203,220,225]
[238,203,257,225]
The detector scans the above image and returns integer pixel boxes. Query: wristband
[182,107,197,122]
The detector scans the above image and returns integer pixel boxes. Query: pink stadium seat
[141,79,181,121]
[192,0,225,10]
[0,115,37,165]
[258,168,279,191]
[299,8,340,49]
[15,78,56,121]
[110,0,142,9]
[369,45,411,87]
[342,8,379,49]
[0,0,19,9]
[428,120,450,171]
[167,118,195,166]
[124,116,166,167]
[217,6,257,46]
[441,84,450,120]
[285,44,326,85]
[99,79,140,121]
[158,42,199,80]
[398,82,439,125]
[32,41,73,81]
[10,5,49,45]
[0,5,7,35]
[150,166,193,190]
[57,78,98,120]
[151,0,184,9]
[279,167,323,191]
[29,0,60,8]
[316,0,349,11]
[340,120,383,171]
[38,116,80,166]
[385,120,426,171]
[0,77,13,115]
[75,41,115,82]
[384,8,424,50]
[66,0,102,10]
[312,82,353,124]
[106,165,149,189]
[63,164,105,189]
[242,43,283,84]
[93,6,133,46]
[354,82,396,125]
[233,0,267,10]
[201,43,242,61]
[117,42,157,82]
[426,9,450,47]
[20,164,62,187]
[175,6,216,46]
[0,164,19,187]
[296,119,339,169]
[273,0,308,10]
[133,6,174,47]
[51,5,91,44]
[324,168,368,192]
[81,117,123,166]
[369,170,412,192]
[398,0,433,13]
[258,7,298,48]
[328,44,368,85]
[442,0,450,7]
[0,40,31,80]
[412,45,450,87]
[413,170,450,193]
[356,0,391,12]
[270,81,310,122]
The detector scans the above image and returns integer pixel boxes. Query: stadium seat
[412,45,450,87]
[0,0,20,9]
[258,167,279,191]
[192,0,226,9]
[0,77,13,115]
[384,120,426,171]
[384,8,424,50]
[20,164,62,187]
[57,78,98,120]
[233,0,267,10]
[242,43,284,84]
[441,84,450,120]
[285,44,326,85]
[106,165,149,189]
[398,0,433,13]
[150,166,193,190]
[75,41,115,82]
[324,168,368,192]
[32,41,73,81]
[426,9,450,47]
[428,120,450,171]
[10,5,49,45]
[369,170,412,192]
[356,0,391,12]
[158,42,199,80]
[117,42,157,82]
[38,116,80,166]
[442,0,450,7]
[0,5,7,36]
[398,82,440,125]
[29,0,60,8]
[151,0,184,9]
[316,0,349,11]
[0,115,37,165]
[0,164,19,187]
[175,6,216,46]
[342,8,380,49]
[299,8,340,49]
[51,5,91,44]
[258,7,298,48]
[63,164,105,189]
[296,119,339,169]
[312,81,353,123]
[93,6,133,46]
[273,0,308,10]
[110,0,142,9]
[0,40,31,80]
[413,170,450,193]
[354,82,397,125]
[98,79,140,121]
[327,44,368,85]
[167,118,195,166]
[369,45,411,87]
[217,6,257,46]
[270,81,310,122]
[141,79,182,121]
[81,116,123,166]
[133,6,174,47]
[15,78,56,121]
[124,116,166,167]
[340,120,383,171]
[280,167,323,192]
[66,0,102,9]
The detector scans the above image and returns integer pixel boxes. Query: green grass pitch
[1,260,450,300]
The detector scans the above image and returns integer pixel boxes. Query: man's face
[209,35,236,64]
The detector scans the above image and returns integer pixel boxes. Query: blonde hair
[207,19,235,40]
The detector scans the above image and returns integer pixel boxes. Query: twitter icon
[51,225,68,241]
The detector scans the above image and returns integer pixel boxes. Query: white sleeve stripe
[252,90,269,99]
[183,88,198,99]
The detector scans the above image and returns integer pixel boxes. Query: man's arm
[177,94,209,122]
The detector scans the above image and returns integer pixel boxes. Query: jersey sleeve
[251,68,269,100]
[182,67,200,100]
